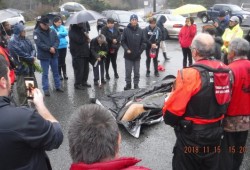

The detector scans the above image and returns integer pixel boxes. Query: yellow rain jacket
[221,24,243,53]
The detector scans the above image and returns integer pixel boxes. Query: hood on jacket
[157,15,166,25]
[13,23,25,35]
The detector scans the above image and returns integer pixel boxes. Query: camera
[24,77,36,99]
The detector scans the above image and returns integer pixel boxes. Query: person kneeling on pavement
[90,34,108,86]
[68,104,150,170]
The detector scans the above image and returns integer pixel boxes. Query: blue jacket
[8,24,36,75]
[33,26,59,60]
[50,25,68,49]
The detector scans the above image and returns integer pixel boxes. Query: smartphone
[24,77,35,99]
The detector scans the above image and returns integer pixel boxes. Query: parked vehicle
[241,3,250,12]
[154,14,185,39]
[199,4,250,24]
[0,9,25,25]
[96,10,147,33]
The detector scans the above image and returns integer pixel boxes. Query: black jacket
[0,96,63,170]
[69,25,90,58]
[214,36,223,60]
[101,26,121,51]
[90,37,108,65]
[144,25,162,49]
[121,23,146,61]
[33,26,59,60]
[157,15,167,40]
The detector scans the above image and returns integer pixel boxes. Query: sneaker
[56,87,64,92]
[106,74,110,80]
[155,72,160,77]
[134,84,139,89]
[101,79,106,84]
[44,91,50,96]
[114,73,119,79]
[146,71,150,77]
[75,84,85,90]
[82,82,91,87]
[124,84,131,90]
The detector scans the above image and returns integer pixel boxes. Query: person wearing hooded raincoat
[221,16,243,64]
[8,23,37,105]
[157,15,170,60]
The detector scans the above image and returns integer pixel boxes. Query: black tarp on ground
[92,75,175,138]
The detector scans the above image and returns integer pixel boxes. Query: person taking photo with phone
[0,57,63,170]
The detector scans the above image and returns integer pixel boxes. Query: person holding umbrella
[69,23,91,90]
[89,34,108,86]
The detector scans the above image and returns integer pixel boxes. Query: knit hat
[130,14,138,21]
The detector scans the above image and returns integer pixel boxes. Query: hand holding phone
[24,77,36,99]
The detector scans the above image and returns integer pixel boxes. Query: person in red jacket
[178,17,196,68]
[219,38,250,170]
[0,37,15,85]
[68,104,149,170]
[163,33,232,170]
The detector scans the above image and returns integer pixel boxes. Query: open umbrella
[65,10,104,26]
[172,4,207,15]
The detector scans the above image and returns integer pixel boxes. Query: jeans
[40,57,61,91]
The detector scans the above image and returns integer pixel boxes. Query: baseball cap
[230,16,239,23]
[38,15,50,25]
[130,14,138,21]
[219,10,226,17]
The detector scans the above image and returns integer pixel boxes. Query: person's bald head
[191,33,215,59]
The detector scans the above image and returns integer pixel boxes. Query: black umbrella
[65,10,104,26]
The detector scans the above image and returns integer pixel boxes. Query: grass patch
[25,21,36,26]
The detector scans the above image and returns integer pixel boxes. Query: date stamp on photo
[183,146,248,154]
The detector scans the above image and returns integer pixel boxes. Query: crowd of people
[0,10,249,170]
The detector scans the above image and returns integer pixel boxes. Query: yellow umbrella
[172,4,207,15]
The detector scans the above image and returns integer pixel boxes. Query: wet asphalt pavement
[25,22,250,170]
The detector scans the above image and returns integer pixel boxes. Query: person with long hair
[179,17,196,68]
[50,17,69,80]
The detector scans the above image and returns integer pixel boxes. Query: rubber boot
[163,52,169,60]
[62,65,68,80]
[58,66,63,80]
